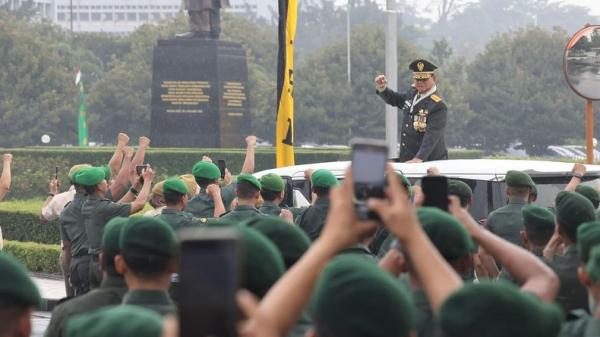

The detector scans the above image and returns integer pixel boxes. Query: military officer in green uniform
[220,174,267,222]
[45,218,129,337]
[375,59,448,163]
[158,176,206,231]
[486,170,536,247]
[448,179,473,210]
[185,161,230,218]
[258,173,304,219]
[295,169,339,241]
[78,166,154,289]
[115,217,178,316]
[59,164,92,296]
[546,191,596,315]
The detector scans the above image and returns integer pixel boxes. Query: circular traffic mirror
[564,25,600,101]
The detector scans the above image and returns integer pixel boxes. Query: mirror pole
[586,99,594,164]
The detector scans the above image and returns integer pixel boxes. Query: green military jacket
[158,208,206,231]
[500,247,544,284]
[59,192,88,257]
[122,290,177,316]
[259,201,305,219]
[185,183,236,218]
[81,195,131,255]
[44,276,128,337]
[219,204,267,223]
[338,244,378,261]
[546,245,588,315]
[411,287,443,337]
[560,310,592,337]
[486,199,527,247]
[296,198,330,241]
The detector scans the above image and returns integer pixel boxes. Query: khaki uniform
[122,290,177,316]
[59,192,89,296]
[296,198,330,241]
[486,199,527,247]
[44,276,128,337]
[219,204,267,223]
[158,208,206,231]
[546,245,588,315]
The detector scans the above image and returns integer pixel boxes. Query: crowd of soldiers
[4,132,600,337]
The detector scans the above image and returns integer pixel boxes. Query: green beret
[440,280,563,337]
[237,226,285,298]
[0,253,41,307]
[555,191,596,228]
[576,185,600,209]
[311,255,414,337]
[68,164,91,181]
[120,217,179,257]
[312,169,339,188]
[243,216,310,269]
[417,207,475,261]
[101,217,128,256]
[65,305,162,337]
[163,176,189,195]
[577,221,600,262]
[74,167,106,186]
[587,245,600,282]
[192,161,221,180]
[448,179,473,200]
[522,205,555,233]
[237,173,261,190]
[101,164,112,181]
[260,173,285,192]
[505,170,535,188]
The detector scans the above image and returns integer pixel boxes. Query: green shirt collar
[100,275,127,289]
[122,290,173,306]
[234,204,258,212]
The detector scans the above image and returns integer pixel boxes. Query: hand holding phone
[421,176,449,212]
[136,164,149,176]
[350,138,388,220]
[218,160,226,180]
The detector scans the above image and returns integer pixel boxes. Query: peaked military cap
[260,173,285,193]
[0,252,41,307]
[163,176,189,195]
[192,161,221,180]
[237,173,261,190]
[65,305,163,337]
[418,207,475,261]
[505,170,535,188]
[151,180,165,198]
[440,280,563,337]
[311,255,414,337]
[179,174,199,199]
[312,169,339,188]
[522,205,555,233]
[409,59,437,80]
[575,185,600,209]
[578,221,600,262]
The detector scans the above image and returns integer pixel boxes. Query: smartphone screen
[351,142,388,202]
[179,232,239,337]
[135,165,148,176]
[55,166,59,180]
[218,160,226,179]
[421,176,449,212]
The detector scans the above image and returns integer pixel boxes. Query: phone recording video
[136,164,149,176]
[178,228,240,337]
[421,175,449,212]
[218,159,226,179]
[350,138,388,220]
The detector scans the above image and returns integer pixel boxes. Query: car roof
[254,159,600,181]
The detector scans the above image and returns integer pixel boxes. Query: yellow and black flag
[276,0,297,167]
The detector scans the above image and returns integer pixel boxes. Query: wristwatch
[48,193,55,197]
[573,173,584,179]
[130,187,139,195]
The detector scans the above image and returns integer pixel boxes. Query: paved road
[31,275,66,337]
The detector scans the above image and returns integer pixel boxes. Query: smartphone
[421,175,449,212]
[218,160,226,179]
[135,164,148,176]
[178,228,240,337]
[55,166,59,180]
[350,138,388,220]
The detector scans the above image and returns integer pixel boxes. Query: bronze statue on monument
[177,0,231,39]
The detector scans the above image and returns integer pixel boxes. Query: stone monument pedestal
[150,39,251,147]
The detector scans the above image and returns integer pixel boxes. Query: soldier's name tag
[413,109,428,132]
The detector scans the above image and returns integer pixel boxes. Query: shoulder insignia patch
[430,94,442,103]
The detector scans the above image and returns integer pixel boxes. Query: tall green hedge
[0,147,482,199]
[0,211,60,244]
[3,240,61,274]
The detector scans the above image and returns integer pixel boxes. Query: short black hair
[507,186,530,199]
[260,189,280,202]
[456,195,471,208]
[164,190,185,205]
[102,252,120,277]
[195,177,217,189]
[558,220,580,243]
[313,186,331,198]
[525,227,554,247]
[82,185,98,195]
[122,250,171,279]
[237,181,260,199]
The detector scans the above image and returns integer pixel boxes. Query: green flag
[75,70,88,147]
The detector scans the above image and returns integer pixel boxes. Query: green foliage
[0,209,60,244]
[3,240,61,274]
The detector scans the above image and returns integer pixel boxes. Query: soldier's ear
[115,255,127,275]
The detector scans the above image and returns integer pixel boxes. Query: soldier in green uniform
[375,59,448,163]
[45,218,129,337]
[559,221,600,337]
[258,173,287,216]
[59,165,92,296]
[448,179,473,210]
[185,161,228,218]
[78,166,154,289]
[220,174,267,222]
[64,305,164,337]
[296,169,339,241]
[486,170,535,247]
[546,191,596,315]
[158,176,206,231]
[0,253,41,337]
[115,217,178,316]
[575,184,600,217]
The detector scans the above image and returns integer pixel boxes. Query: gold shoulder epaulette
[431,94,442,103]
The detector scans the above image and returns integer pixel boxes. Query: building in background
[1,0,258,34]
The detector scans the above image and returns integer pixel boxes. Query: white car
[254,159,600,220]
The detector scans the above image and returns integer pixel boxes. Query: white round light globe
[41,134,51,144]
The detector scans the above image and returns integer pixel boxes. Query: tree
[430,38,453,66]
